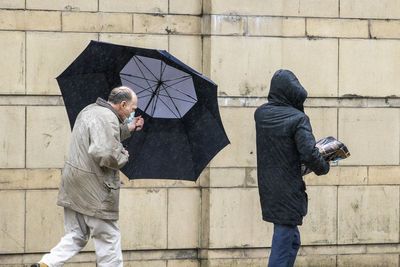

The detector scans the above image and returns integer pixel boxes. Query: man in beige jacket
[32,86,144,267]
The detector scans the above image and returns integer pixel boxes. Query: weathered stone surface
[203,0,338,17]
[170,0,201,15]
[168,260,199,267]
[62,12,132,33]
[339,39,400,97]
[341,0,400,19]
[338,108,399,165]
[25,190,64,252]
[307,18,368,38]
[300,186,337,245]
[26,106,71,168]
[0,31,25,94]
[248,17,305,37]
[337,254,399,267]
[305,108,337,140]
[203,15,246,35]
[206,188,272,248]
[0,106,25,168]
[134,14,201,34]
[0,10,61,31]
[201,258,266,267]
[368,166,400,184]
[295,255,337,267]
[26,0,98,11]
[370,20,400,39]
[205,36,337,97]
[119,188,168,249]
[0,0,24,9]
[99,0,167,13]
[26,32,97,95]
[99,34,168,50]
[0,191,25,253]
[0,169,61,190]
[210,107,256,167]
[124,261,166,267]
[168,188,200,248]
[169,35,202,72]
[304,166,368,186]
[338,186,399,244]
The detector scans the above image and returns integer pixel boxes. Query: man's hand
[128,115,144,132]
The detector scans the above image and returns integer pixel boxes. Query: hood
[267,69,308,112]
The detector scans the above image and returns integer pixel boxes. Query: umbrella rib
[161,84,182,118]
[156,92,180,118]
[135,56,160,81]
[163,76,193,89]
[120,77,157,95]
[139,93,197,104]
[120,73,158,83]
[160,81,197,102]
[160,61,168,81]
[163,75,192,83]
[132,57,157,92]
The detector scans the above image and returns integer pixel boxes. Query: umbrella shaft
[143,83,162,114]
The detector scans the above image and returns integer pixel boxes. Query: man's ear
[120,101,127,108]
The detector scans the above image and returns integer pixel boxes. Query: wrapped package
[302,136,350,176]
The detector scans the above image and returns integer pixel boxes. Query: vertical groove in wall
[336,185,339,247]
[24,106,27,169]
[338,0,341,18]
[337,38,340,98]
[23,190,27,253]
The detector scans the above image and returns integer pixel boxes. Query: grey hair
[108,86,134,104]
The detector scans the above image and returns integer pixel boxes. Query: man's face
[118,94,137,121]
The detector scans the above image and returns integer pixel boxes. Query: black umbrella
[57,40,230,181]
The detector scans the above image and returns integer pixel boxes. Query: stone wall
[1,0,400,266]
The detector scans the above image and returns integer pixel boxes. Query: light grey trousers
[40,208,123,267]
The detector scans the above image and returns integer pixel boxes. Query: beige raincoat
[57,98,131,220]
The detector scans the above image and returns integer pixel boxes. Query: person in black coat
[254,69,330,267]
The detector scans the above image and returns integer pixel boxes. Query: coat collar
[95,97,124,123]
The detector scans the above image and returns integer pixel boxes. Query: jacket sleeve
[87,115,129,170]
[294,115,330,176]
[120,123,132,142]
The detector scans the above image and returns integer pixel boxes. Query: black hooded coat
[254,69,329,226]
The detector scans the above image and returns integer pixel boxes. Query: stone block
[0,191,25,253]
[62,12,132,33]
[0,31,25,94]
[119,188,168,249]
[304,166,368,186]
[338,186,399,244]
[99,34,168,50]
[25,190,64,252]
[307,18,368,38]
[0,10,61,31]
[0,106,25,168]
[337,254,399,267]
[168,188,200,248]
[99,0,167,13]
[341,0,400,19]
[169,0,202,15]
[305,108,337,140]
[26,32,97,95]
[300,186,337,245]
[125,261,166,267]
[26,106,71,168]
[210,107,256,167]
[248,17,305,37]
[120,172,200,188]
[203,15,246,35]
[205,36,337,97]
[295,255,336,267]
[371,20,400,39]
[168,260,199,267]
[0,0,24,8]
[26,0,97,11]
[0,169,61,190]
[369,166,400,184]
[169,35,202,72]
[339,39,400,97]
[208,168,248,187]
[338,108,399,165]
[206,188,273,248]
[134,14,201,35]
[201,259,266,267]
[204,0,338,17]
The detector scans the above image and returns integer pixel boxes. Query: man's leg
[268,224,298,267]
[39,208,90,267]
[84,216,123,267]
[287,226,301,267]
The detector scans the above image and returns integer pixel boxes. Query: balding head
[108,86,138,121]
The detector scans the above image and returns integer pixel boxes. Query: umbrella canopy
[57,40,230,181]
